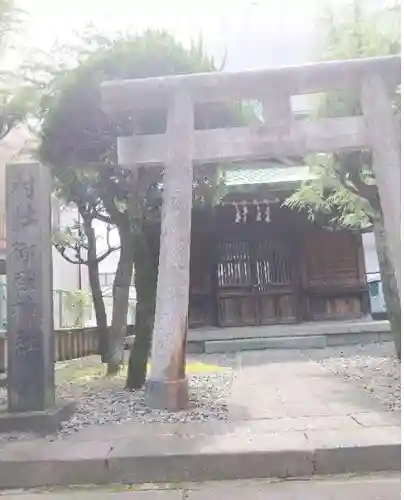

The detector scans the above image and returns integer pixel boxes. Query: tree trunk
[373,217,401,359]
[126,228,157,390]
[107,228,134,375]
[82,216,109,362]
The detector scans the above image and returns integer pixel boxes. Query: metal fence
[0,327,100,373]
[0,282,137,330]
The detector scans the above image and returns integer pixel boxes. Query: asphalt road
[2,473,400,499]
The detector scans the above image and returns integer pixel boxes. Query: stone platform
[0,399,75,434]
[0,346,399,490]
[185,319,391,354]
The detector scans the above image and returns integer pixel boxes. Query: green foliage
[37,30,219,169]
[0,0,33,140]
[284,154,376,230]
[316,2,400,118]
[52,219,84,258]
[0,0,23,48]
[285,0,400,227]
[63,290,92,328]
[0,85,33,138]
[30,29,238,225]
[317,2,400,61]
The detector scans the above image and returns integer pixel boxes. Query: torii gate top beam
[100,56,400,167]
[101,55,400,113]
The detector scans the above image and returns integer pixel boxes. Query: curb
[0,438,400,489]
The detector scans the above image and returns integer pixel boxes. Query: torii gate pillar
[144,90,194,410]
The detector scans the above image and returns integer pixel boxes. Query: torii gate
[101,55,401,411]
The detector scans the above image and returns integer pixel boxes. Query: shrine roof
[223,163,318,188]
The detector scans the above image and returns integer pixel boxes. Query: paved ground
[226,346,399,421]
[0,345,400,489]
[2,474,400,499]
[58,345,400,443]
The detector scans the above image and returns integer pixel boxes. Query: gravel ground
[318,342,401,411]
[56,371,232,437]
[0,342,400,443]
[0,366,233,442]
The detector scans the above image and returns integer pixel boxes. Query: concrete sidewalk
[0,348,400,489]
[2,474,401,499]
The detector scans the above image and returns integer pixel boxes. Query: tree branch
[97,245,120,263]
[93,211,112,224]
[336,152,380,211]
[55,241,119,266]
[54,245,86,265]
[98,172,128,229]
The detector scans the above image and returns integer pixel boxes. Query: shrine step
[204,334,326,353]
[186,329,391,354]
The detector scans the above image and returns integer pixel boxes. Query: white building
[0,126,136,328]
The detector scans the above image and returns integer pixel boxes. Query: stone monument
[0,161,74,433]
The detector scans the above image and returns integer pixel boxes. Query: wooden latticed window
[216,237,296,326]
[217,241,252,288]
[255,239,292,291]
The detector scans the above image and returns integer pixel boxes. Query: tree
[0,0,35,141]
[284,0,401,357]
[52,193,119,357]
[63,289,92,328]
[35,30,238,382]
[0,0,21,43]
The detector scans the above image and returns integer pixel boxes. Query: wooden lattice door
[217,241,255,327]
[254,238,296,325]
[216,236,296,327]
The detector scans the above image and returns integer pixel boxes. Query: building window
[368,281,379,298]
[99,271,135,286]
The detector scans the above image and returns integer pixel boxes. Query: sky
[15,0,326,70]
[12,0,398,72]
[18,0,318,44]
